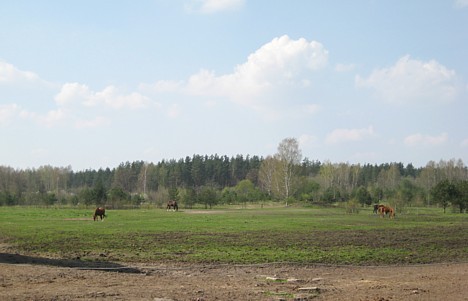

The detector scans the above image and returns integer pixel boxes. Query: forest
[0,138,467,213]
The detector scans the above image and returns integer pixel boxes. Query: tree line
[0,138,467,212]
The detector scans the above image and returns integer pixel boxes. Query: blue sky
[1,0,467,170]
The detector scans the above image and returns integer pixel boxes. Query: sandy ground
[0,252,467,301]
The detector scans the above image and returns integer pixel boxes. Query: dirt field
[1,252,467,300]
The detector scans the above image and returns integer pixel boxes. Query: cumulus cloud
[91,86,150,109]
[186,35,328,114]
[326,126,375,144]
[186,0,245,14]
[138,36,327,119]
[404,133,448,146]
[55,83,92,106]
[356,55,460,105]
[55,83,150,109]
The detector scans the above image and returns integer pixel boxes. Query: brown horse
[93,207,106,221]
[166,200,178,211]
[378,205,395,219]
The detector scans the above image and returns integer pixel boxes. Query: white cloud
[186,69,223,96]
[55,82,92,106]
[55,83,151,109]
[135,36,327,120]
[0,61,39,83]
[326,126,375,144]
[186,0,245,14]
[186,35,328,114]
[356,55,460,105]
[91,86,150,109]
[238,35,328,77]
[455,0,468,8]
[404,133,448,146]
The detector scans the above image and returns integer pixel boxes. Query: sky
[1,0,467,171]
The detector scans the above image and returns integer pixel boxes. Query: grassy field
[0,206,466,265]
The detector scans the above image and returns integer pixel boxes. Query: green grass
[0,206,466,265]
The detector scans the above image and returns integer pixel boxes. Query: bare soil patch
[1,252,466,301]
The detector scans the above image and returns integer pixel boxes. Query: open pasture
[0,206,467,265]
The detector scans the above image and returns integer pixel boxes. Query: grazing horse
[93,207,106,221]
[166,200,178,211]
[378,205,395,219]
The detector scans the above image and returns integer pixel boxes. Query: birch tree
[276,137,302,203]
[258,156,277,198]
